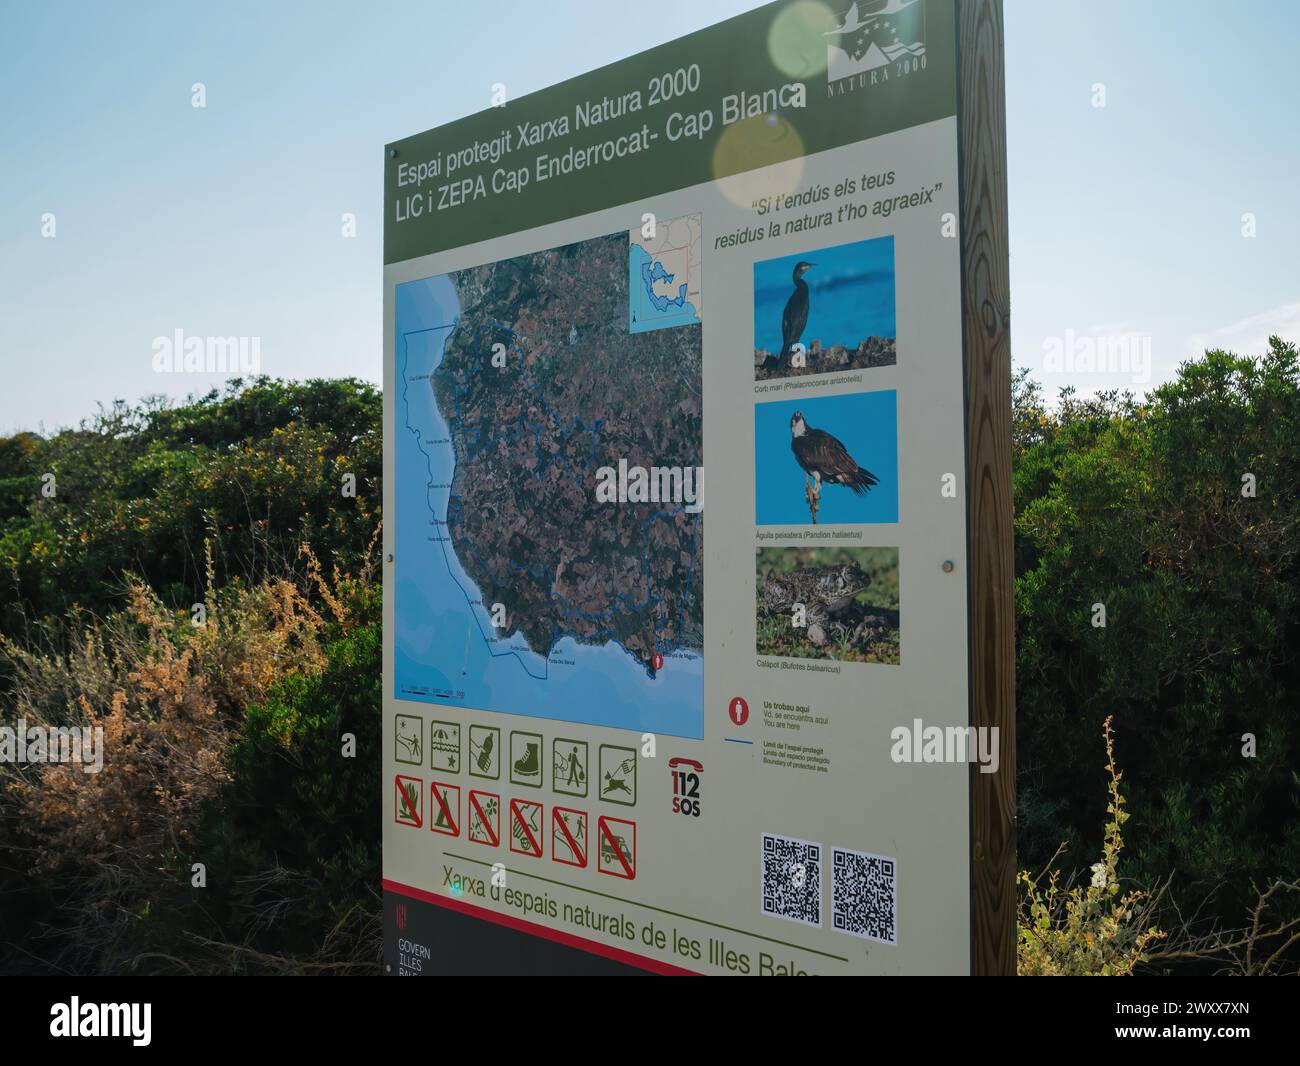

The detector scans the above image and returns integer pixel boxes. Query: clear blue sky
[1,0,1297,433]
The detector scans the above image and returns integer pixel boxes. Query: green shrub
[185,585,383,972]
[1014,338,1300,945]
[0,378,381,638]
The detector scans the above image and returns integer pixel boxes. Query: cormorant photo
[763,261,815,372]
[789,410,877,521]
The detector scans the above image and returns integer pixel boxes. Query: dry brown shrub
[1,546,336,877]
[0,540,371,972]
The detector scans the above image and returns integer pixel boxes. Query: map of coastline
[628,214,702,333]
[640,256,688,312]
[394,230,704,737]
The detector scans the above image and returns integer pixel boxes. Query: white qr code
[832,847,897,943]
[761,833,821,927]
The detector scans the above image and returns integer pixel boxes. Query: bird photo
[789,410,878,523]
[753,236,897,380]
[763,260,815,372]
[754,391,898,526]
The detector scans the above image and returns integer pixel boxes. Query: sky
[1,0,1297,434]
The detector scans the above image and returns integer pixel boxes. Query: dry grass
[1017,715,1299,976]
[0,536,379,973]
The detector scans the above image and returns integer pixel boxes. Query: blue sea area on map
[643,259,684,310]
[628,244,699,334]
[395,273,703,739]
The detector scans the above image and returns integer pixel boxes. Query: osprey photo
[754,391,898,527]
[790,410,877,523]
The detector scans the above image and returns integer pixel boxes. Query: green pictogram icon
[552,806,588,867]
[395,714,422,766]
[469,725,500,780]
[553,738,588,797]
[430,720,461,773]
[597,816,636,879]
[394,775,423,828]
[510,730,543,788]
[430,781,461,836]
[598,744,637,806]
[509,798,544,857]
[468,790,500,846]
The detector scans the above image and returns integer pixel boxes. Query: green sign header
[384,0,957,263]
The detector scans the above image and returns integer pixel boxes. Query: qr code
[832,847,897,943]
[761,833,821,927]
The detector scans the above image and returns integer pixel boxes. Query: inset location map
[395,225,704,737]
[629,214,702,333]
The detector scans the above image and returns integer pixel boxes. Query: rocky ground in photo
[754,336,896,380]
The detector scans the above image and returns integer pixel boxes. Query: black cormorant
[763,261,815,372]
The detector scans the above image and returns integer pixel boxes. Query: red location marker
[728,696,749,726]
[652,652,664,671]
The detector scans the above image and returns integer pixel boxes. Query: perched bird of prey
[763,261,815,372]
[790,410,879,495]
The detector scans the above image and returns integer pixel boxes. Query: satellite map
[395,226,704,737]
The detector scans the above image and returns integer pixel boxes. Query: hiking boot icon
[513,742,539,777]
[510,731,543,786]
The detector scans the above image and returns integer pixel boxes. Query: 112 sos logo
[670,757,703,817]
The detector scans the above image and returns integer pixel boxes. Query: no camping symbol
[509,798,543,858]
[430,781,460,837]
[468,790,500,847]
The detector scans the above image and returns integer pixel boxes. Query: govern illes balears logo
[825,0,927,93]
[50,998,151,1046]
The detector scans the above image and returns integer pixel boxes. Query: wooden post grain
[957,0,1016,976]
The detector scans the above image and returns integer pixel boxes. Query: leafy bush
[1014,337,1300,949]
[0,378,380,639]
[187,586,382,973]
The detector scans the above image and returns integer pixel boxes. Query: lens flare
[767,0,837,80]
[711,115,806,209]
